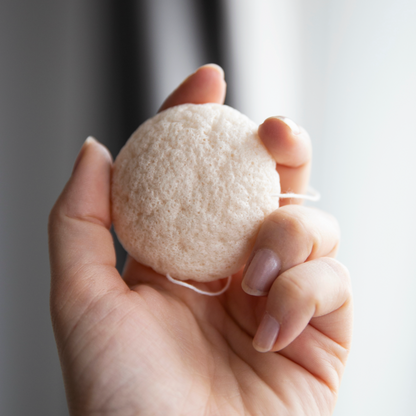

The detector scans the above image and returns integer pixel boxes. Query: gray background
[1,1,416,415]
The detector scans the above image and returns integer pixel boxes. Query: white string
[166,274,232,296]
[165,187,320,296]
[272,186,321,202]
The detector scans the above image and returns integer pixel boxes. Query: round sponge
[111,103,280,282]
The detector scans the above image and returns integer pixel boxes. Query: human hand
[49,64,352,415]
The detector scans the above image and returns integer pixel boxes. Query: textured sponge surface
[112,103,280,282]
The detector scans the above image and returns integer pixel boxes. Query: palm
[61,262,342,415]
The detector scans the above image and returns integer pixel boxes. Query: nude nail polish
[253,313,280,353]
[274,116,301,135]
[200,63,225,78]
[72,137,96,174]
[242,249,281,296]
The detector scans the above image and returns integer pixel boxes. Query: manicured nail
[242,249,281,296]
[198,63,225,79]
[274,116,301,135]
[253,313,280,353]
[72,136,112,174]
[72,136,96,174]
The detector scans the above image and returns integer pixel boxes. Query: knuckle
[277,271,311,304]
[321,257,352,296]
[268,206,342,261]
[269,206,310,239]
[323,257,350,279]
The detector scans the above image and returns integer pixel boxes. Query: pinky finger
[253,258,352,353]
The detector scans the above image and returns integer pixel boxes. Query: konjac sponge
[111,103,280,282]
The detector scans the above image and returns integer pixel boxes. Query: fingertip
[87,136,113,159]
[269,116,302,135]
[56,136,113,229]
[197,63,225,79]
[84,136,113,165]
[259,116,301,138]
[253,313,281,353]
[72,136,112,174]
[159,63,227,111]
[259,116,311,168]
[191,64,227,103]
[241,248,281,297]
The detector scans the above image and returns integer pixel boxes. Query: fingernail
[198,63,225,79]
[253,313,280,353]
[274,116,301,135]
[242,249,281,296]
[72,137,96,174]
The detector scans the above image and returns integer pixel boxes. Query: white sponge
[111,103,280,282]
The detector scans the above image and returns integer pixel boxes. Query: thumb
[48,137,126,310]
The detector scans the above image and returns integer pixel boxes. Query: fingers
[158,63,226,112]
[48,138,126,304]
[242,205,339,296]
[258,117,312,205]
[252,257,352,353]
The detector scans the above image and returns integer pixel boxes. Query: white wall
[317,1,416,415]
[226,0,416,414]
[225,0,304,123]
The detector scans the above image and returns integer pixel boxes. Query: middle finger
[241,205,340,296]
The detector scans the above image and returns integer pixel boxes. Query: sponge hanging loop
[165,186,321,297]
[273,186,321,202]
[166,274,232,296]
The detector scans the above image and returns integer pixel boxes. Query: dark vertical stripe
[106,0,233,272]
[107,0,154,272]
[108,0,153,155]
[194,0,234,107]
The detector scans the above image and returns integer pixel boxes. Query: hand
[49,64,352,415]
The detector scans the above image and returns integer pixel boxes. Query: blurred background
[1,0,416,414]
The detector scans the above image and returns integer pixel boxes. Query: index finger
[258,117,312,206]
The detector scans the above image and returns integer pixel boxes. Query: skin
[49,64,353,416]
